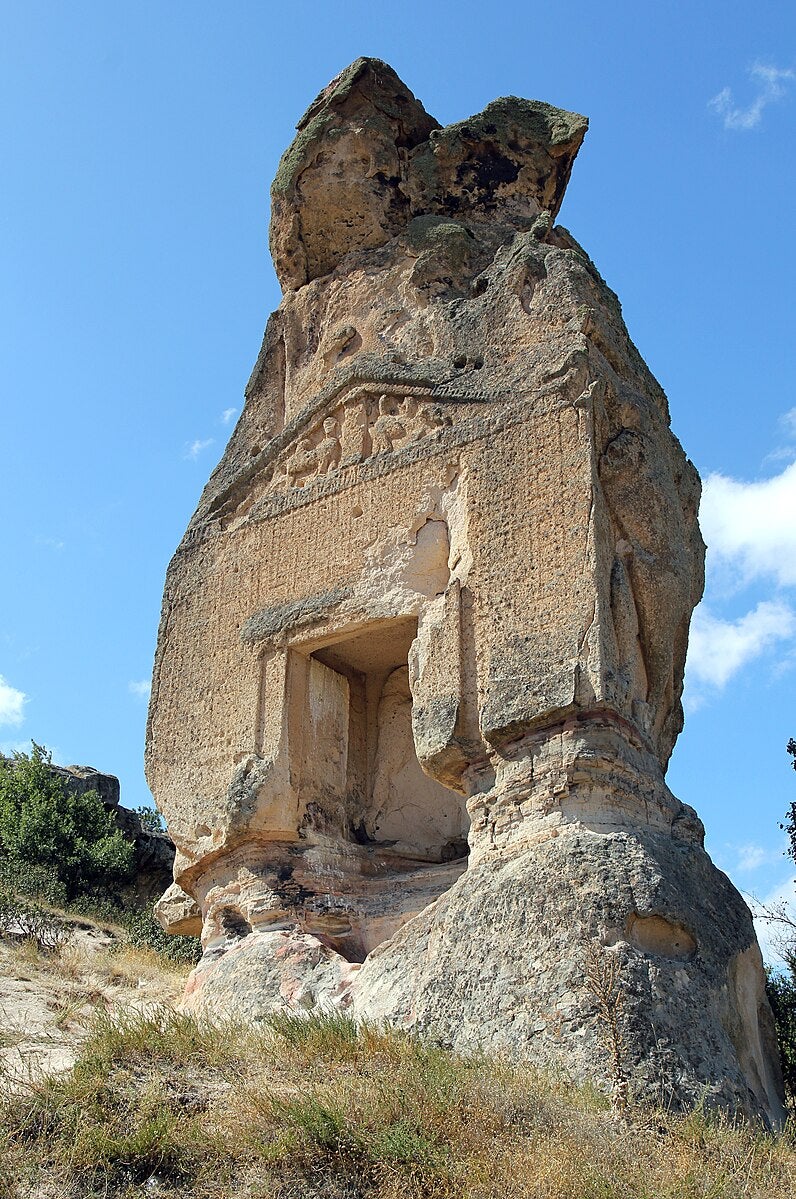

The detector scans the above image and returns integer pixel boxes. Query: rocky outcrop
[56,765,174,904]
[146,59,785,1124]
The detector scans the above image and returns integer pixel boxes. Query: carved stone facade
[146,59,785,1124]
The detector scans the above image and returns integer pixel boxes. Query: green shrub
[65,892,125,925]
[0,857,66,907]
[120,903,202,965]
[133,804,166,833]
[63,894,202,966]
[0,744,134,900]
[0,744,200,970]
[767,969,796,1105]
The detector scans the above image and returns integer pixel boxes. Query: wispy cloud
[763,407,796,465]
[737,843,768,873]
[686,600,795,693]
[184,437,214,461]
[129,679,151,700]
[35,536,65,552]
[0,675,26,727]
[709,62,795,130]
[0,739,30,757]
[221,407,238,426]
[781,406,796,440]
[734,841,787,874]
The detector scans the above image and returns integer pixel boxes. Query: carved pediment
[258,386,449,498]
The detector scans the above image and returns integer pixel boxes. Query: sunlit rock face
[146,59,785,1124]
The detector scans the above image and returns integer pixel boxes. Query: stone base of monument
[173,719,784,1125]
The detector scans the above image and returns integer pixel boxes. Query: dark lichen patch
[406,94,587,224]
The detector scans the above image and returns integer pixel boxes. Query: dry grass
[54,939,189,1002]
[0,1008,792,1199]
[0,925,191,1093]
[0,938,187,1015]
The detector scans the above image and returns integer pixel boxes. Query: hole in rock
[219,907,253,940]
[626,913,696,960]
[258,522,471,966]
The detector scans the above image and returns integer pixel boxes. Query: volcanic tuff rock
[146,59,785,1124]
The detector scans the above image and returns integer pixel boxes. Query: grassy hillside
[0,933,794,1199]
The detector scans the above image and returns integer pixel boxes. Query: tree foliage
[784,738,796,868]
[0,743,134,900]
[133,803,166,834]
[764,738,796,1106]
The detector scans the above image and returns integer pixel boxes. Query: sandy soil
[0,922,186,1085]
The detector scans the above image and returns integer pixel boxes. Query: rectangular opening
[307,618,469,863]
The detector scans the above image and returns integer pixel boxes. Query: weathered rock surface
[146,59,785,1124]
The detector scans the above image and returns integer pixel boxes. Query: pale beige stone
[146,58,785,1124]
[155,882,202,936]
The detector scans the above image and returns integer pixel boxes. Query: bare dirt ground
[0,922,186,1085]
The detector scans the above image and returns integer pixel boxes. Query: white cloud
[0,675,26,727]
[184,437,214,461]
[129,679,151,700]
[763,410,796,465]
[709,62,795,130]
[737,843,767,873]
[686,600,796,690]
[701,458,796,588]
[221,407,238,425]
[732,841,789,875]
[781,407,796,440]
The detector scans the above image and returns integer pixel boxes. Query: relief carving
[267,389,444,496]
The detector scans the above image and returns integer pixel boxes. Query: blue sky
[1,2,794,958]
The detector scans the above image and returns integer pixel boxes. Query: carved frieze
[263,388,447,496]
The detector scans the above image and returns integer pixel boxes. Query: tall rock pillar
[146,59,785,1124]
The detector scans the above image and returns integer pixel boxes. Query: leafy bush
[133,803,166,833]
[766,970,796,1105]
[119,903,202,965]
[0,744,134,900]
[0,743,200,969]
[0,856,66,907]
[766,737,796,1109]
[64,893,202,965]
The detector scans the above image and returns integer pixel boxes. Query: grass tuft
[0,1008,793,1198]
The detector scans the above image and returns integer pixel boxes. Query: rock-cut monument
[146,59,785,1123]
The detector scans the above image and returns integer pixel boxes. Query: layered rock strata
[146,59,785,1123]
